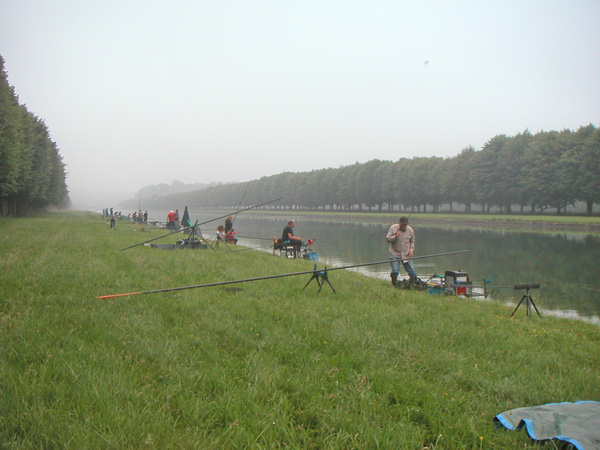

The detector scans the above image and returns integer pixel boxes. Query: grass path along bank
[1,212,598,449]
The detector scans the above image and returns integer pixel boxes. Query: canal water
[150,211,600,324]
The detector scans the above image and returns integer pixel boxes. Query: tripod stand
[178,222,215,251]
[511,284,541,317]
[303,265,336,293]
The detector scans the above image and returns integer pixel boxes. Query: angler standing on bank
[386,216,417,286]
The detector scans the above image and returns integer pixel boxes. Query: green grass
[1,212,598,449]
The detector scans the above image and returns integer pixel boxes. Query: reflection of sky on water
[544,309,599,325]
[153,211,600,324]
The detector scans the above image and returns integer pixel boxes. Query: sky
[1,0,599,210]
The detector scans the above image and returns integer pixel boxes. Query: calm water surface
[150,211,600,324]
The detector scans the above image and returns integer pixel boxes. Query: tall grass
[1,212,598,449]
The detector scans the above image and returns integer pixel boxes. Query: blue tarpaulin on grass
[494,401,600,450]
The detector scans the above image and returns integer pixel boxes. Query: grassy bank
[1,212,598,449]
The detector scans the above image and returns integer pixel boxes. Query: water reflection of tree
[418,227,599,317]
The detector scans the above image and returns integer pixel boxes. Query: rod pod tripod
[303,265,336,293]
[511,284,541,317]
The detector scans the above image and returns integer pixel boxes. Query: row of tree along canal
[128,125,600,215]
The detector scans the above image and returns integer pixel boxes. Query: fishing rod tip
[96,292,142,299]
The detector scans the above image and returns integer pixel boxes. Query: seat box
[444,270,470,295]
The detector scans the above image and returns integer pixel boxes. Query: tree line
[129,125,599,215]
[0,55,69,216]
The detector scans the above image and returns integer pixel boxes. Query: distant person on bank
[167,210,176,229]
[224,215,233,234]
[386,216,417,286]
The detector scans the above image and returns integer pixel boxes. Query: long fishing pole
[120,197,282,251]
[121,224,194,250]
[236,235,326,246]
[453,285,530,289]
[326,250,469,273]
[137,188,144,210]
[236,235,273,241]
[232,179,252,227]
[445,283,544,289]
[215,244,272,255]
[97,249,470,299]
[188,197,282,229]
[218,182,252,250]
[581,285,600,293]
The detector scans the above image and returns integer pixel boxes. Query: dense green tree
[394,158,413,211]
[471,136,509,212]
[406,157,433,212]
[0,55,69,216]
[493,132,523,212]
[505,131,533,212]
[425,157,445,212]
[355,159,384,211]
[336,164,360,210]
[578,127,600,214]
[375,162,396,211]
[521,130,571,213]
[440,146,475,212]
[317,168,338,210]
[0,56,22,213]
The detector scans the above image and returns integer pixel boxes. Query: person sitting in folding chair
[280,220,304,255]
[216,225,226,242]
[282,220,303,246]
[226,229,238,244]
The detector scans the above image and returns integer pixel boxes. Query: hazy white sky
[1,0,599,209]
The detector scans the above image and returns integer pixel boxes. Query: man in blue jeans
[386,217,417,286]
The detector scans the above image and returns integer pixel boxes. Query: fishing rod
[232,179,252,227]
[137,188,144,210]
[236,235,324,246]
[235,235,275,241]
[97,249,470,299]
[581,285,600,293]
[216,244,272,255]
[121,223,193,250]
[224,179,258,248]
[120,197,282,251]
[444,283,543,290]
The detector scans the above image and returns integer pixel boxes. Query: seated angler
[226,228,238,244]
[281,220,304,249]
[216,225,226,241]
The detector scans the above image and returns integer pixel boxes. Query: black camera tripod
[511,284,541,317]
